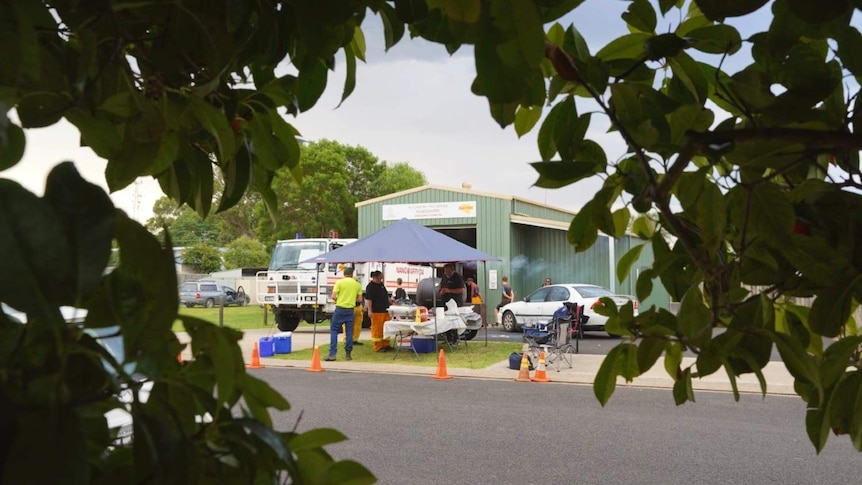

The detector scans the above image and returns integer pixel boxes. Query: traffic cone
[431,349,453,380]
[530,351,551,383]
[515,352,532,382]
[307,345,324,373]
[247,341,265,369]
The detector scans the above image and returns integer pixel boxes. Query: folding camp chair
[557,302,582,355]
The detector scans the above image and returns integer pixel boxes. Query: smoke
[511,254,550,278]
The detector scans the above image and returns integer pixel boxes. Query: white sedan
[496,284,638,334]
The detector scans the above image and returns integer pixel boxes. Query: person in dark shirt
[393,277,408,302]
[365,270,393,352]
[438,263,465,307]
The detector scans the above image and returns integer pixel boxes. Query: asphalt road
[263,368,858,484]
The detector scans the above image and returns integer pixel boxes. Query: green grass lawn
[173,305,273,332]
[270,339,524,369]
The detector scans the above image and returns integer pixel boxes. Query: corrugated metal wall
[357,187,513,304]
[356,186,670,312]
[509,225,612,298]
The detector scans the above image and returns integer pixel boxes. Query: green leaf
[825,371,862,450]
[296,58,328,112]
[0,180,71,316]
[64,108,122,160]
[617,244,644,283]
[672,367,695,404]
[677,285,711,341]
[594,344,623,405]
[43,162,115,300]
[660,0,684,14]
[774,333,822,396]
[531,160,600,189]
[622,0,657,33]
[0,118,25,170]
[730,184,794,247]
[636,268,654,302]
[188,96,235,165]
[567,200,598,252]
[330,460,377,485]
[784,0,851,23]
[664,341,683,380]
[806,408,831,454]
[216,145,252,213]
[611,207,630,238]
[492,0,545,68]
[821,337,862,390]
[631,214,656,238]
[16,92,68,128]
[644,33,689,61]
[668,53,708,104]
[394,0,429,23]
[514,104,542,137]
[378,3,406,51]
[428,0,480,23]
[696,0,770,21]
[597,33,650,61]
[337,41,357,109]
[685,24,742,55]
[98,91,137,118]
[637,337,666,374]
[809,278,856,338]
[290,428,348,451]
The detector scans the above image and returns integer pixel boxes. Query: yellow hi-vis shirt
[333,277,362,309]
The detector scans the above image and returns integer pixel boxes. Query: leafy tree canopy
[181,241,224,274]
[224,236,270,270]
[255,139,427,246]
[1,2,861,483]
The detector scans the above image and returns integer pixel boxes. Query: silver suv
[178,282,250,308]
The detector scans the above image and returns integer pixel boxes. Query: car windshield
[575,286,615,298]
[269,241,326,270]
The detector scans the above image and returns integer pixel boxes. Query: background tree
[181,242,224,274]
[223,236,270,269]
[255,139,427,246]
[2,3,860,482]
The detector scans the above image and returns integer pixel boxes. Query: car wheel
[238,298,246,307]
[205,299,215,309]
[184,303,195,308]
[275,312,300,332]
[501,311,518,332]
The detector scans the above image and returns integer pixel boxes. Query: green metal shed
[356,184,670,314]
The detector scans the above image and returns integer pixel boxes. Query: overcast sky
[3,1,767,223]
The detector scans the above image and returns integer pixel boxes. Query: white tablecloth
[383,316,468,338]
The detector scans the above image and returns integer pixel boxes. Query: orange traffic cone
[431,349,453,380]
[515,352,532,382]
[530,351,551,383]
[307,346,324,373]
[246,341,265,369]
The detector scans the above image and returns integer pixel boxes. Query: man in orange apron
[365,270,393,352]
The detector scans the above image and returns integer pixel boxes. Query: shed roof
[355,184,578,216]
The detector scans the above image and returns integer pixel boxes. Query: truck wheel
[184,303,195,308]
[205,299,215,309]
[275,312,300,332]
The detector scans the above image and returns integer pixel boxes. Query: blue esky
[3,1,774,222]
